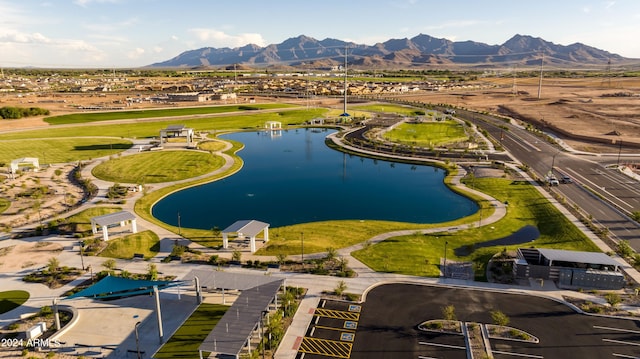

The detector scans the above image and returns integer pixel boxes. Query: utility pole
[343,46,348,116]
[537,52,544,99]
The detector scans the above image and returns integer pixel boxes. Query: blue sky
[1,0,640,68]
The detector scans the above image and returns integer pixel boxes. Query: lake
[152,128,477,229]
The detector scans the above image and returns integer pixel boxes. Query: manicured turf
[60,207,122,234]
[0,290,30,314]
[133,139,245,245]
[92,150,225,183]
[98,230,160,259]
[353,178,600,278]
[197,140,228,152]
[0,138,132,164]
[154,303,228,359]
[352,103,427,116]
[44,104,293,124]
[0,198,10,214]
[0,109,327,141]
[383,121,468,147]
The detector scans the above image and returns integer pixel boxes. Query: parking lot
[298,283,640,359]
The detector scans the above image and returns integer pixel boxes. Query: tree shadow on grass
[74,143,132,151]
[454,225,540,256]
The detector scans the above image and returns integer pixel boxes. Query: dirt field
[0,164,83,231]
[0,241,63,273]
[400,76,640,153]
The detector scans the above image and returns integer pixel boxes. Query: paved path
[3,130,640,359]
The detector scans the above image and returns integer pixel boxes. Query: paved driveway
[346,283,640,359]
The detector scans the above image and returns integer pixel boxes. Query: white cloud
[189,28,266,47]
[73,0,120,7]
[0,31,52,44]
[153,46,163,53]
[128,47,145,59]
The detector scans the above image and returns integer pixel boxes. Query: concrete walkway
[4,129,640,359]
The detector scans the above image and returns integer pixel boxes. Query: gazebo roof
[222,220,269,237]
[91,211,136,227]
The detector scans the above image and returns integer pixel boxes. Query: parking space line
[604,339,640,347]
[490,350,544,358]
[612,354,640,358]
[418,341,465,350]
[314,324,355,333]
[594,325,640,334]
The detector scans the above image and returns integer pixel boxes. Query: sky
[1,0,640,68]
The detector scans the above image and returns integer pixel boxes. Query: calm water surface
[152,128,477,229]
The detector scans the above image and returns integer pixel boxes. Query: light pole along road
[453,107,640,252]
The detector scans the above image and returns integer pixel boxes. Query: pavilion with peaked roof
[159,124,194,146]
[222,220,269,253]
[90,210,138,241]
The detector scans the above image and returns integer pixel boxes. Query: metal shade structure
[64,276,181,300]
[198,279,283,359]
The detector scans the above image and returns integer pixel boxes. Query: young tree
[442,305,457,321]
[490,310,510,326]
[231,250,242,262]
[147,263,158,281]
[334,280,347,296]
[102,258,117,275]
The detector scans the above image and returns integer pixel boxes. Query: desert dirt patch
[0,164,84,231]
[400,77,640,153]
[0,241,63,273]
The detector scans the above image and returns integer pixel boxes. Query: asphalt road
[455,108,640,251]
[346,284,640,359]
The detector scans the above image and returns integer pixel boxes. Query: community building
[514,248,625,289]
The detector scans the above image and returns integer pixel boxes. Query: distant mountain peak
[149,33,629,69]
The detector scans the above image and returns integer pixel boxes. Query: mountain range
[149,34,631,69]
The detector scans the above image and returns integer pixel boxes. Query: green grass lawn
[0,138,132,164]
[0,109,327,141]
[92,150,225,184]
[197,140,228,152]
[134,139,245,244]
[0,290,30,314]
[352,103,426,116]
[353,178,600,279]
[98,230,160,259]
[154,303,228,359]
[0,198,10,214]
[57,207,122,235]
[383,121,468,147]
[44,104,294,125]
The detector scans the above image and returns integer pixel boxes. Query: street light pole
[300,232,304,270]
[135,321,142,359]
[177,211,181,236]
[443,241,448,278]
[551,151,560,174]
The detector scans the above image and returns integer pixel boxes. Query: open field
[0,108,327,141]
[0,137,132,164]
[92,150,225,184]
[399,76,640,152]
[382,121,468,147]
[98,230,160,259]
[154,303,227,359]
[351,103,426,116]
[44,103,293,125]
[0,290,29,314]
[353,177,599,278]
